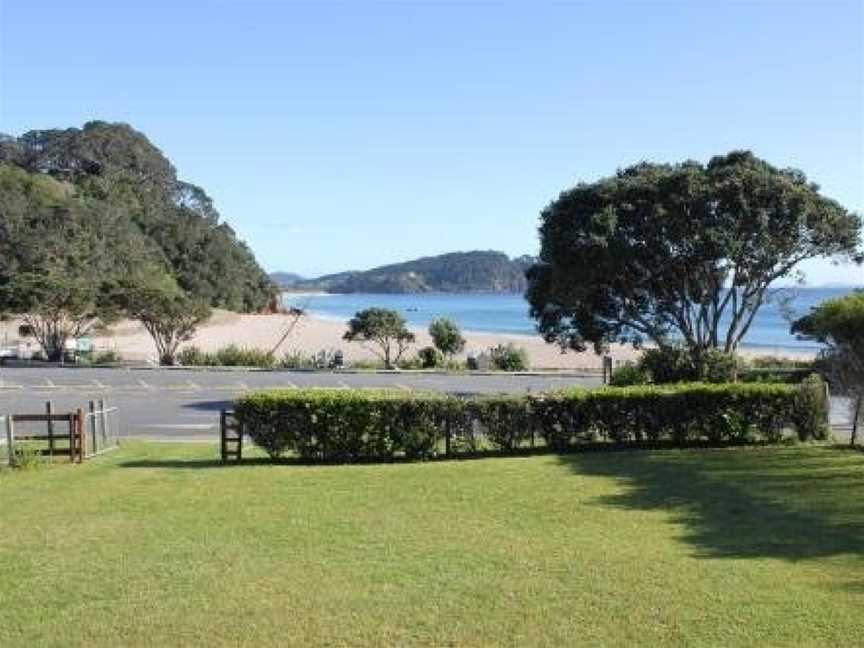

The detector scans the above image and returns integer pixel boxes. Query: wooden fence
[220,410,243,463]
[2,400,120,466]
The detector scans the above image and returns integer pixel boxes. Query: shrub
[639,346,698,383]
[609,363,649,387]
[638,346,741,384]
[417,346,443,369]
[214,345,274,367]
[10,441,47,470]
[791,374,830,441]
[234,382,826,463]
[92,349,122,364]
[489,343,529,371]
[177,346,212,366]
[177,345,274,367]
[279,349,318,369]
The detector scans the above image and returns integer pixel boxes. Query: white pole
[4,415,15,466]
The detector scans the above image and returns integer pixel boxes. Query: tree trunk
[851,394,861,447]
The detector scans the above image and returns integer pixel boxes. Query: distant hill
[270,272,306,288]
[282,251,535,294]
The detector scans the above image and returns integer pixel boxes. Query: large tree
[112,277,212,366]
[527,151,861,357]
[1,273,116,362]
[792,291,864,446]
[0,121,276,312]
[343,308,415,369]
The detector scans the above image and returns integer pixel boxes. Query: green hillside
[0,122,274,312]
[285,250,534,293]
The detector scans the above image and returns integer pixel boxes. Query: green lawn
[1,443,862,646]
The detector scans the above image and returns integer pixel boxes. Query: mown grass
[1,443,862,646]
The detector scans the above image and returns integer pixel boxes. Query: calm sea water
[282,288,860,351]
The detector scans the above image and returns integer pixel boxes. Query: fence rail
[2,400,120,466]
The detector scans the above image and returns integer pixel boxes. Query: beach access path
[0,366,602,440]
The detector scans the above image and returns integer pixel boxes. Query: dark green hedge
[234,377,829,462]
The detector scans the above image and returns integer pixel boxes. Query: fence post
[4,415,14,467]
[46,400,54,458]
[75,408,85,463]
[68,414,75,463]
[99,398,109,449]
[220,409,227,462]
[88,400,97,456]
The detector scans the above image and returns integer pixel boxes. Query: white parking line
[140,424,215,430]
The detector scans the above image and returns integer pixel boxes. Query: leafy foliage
[527,151,862,357]
[0,122,275,313]
[489,343,529,371]
[429,317,466,358]
[792,291,864,444]
[112,277,212,365]
[235,380,827,462]
[343,308,415,368]
[417,346,444,368]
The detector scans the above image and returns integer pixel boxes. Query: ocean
[282,288,861,352]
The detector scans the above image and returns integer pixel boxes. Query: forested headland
[0,121,275,313]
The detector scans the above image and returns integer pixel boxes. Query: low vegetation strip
[234,377,828,462]
[1,443,862,646]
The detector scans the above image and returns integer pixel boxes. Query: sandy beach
[0,310,789,368]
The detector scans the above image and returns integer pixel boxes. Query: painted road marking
[141,423,215,430]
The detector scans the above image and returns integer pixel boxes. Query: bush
[639,346,698,383]
[417,346,443,369]
[92,349,122,364]
[609,363,649,387]
[279,349,318,369]
[235,381,826,463]
[177,345,274,367]
[10,441,47,470]
[177,346,212,366]
[638,346,741,384]
[489,343,529,371]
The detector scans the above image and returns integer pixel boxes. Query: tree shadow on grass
[558,447,864,562]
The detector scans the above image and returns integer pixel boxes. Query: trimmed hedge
[234,378,830,462]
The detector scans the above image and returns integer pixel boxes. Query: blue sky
[1,1,862,283]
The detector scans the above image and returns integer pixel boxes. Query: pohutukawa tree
[792,292,864,446]
[343,308,415,369]
[527,151,862,357]
[0,273,114,362]
[113,277,212,366]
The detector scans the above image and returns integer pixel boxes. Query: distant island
[273,251,536,294]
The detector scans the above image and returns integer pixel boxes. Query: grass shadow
[559,446,864,561]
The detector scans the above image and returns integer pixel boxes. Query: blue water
[282,288,861,351]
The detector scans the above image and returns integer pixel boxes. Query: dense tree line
[0,121,275,313]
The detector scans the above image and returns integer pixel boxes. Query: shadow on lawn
[559,446,864,562]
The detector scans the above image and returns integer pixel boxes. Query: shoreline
[100,311,818,368]
[1,311,817,368]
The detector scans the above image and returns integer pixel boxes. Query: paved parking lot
[2,366,853,443]
[0,366,602,440]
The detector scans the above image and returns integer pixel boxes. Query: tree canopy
[343,308,415,368]
[792,291,864,445]
[0,121,275,313]
[527,151,861,356]
[429,317,466,358]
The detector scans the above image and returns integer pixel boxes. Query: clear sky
[1,0,862,283]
